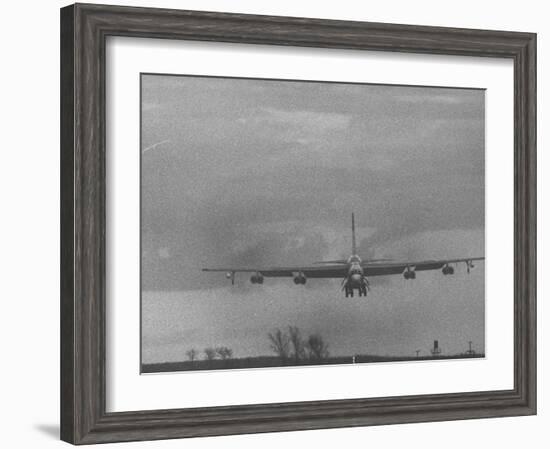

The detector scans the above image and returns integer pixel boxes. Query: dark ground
[142,353,485,373]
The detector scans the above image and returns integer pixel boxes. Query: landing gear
[343,277,369,298]
[345,284,368,297]
[344,285,355,298]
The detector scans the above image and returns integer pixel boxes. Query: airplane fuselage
[347,257,363,285]
[344,254,369,297]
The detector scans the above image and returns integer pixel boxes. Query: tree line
[185,346,233,362]
[181,326,330,367]
[268,326,329,363]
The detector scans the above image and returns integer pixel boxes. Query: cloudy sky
[140,74,485,365]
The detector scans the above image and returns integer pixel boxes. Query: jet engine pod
[250,272,264,284]
[442,265,455,275]
[293,272,307,285]
[404,268,416,279]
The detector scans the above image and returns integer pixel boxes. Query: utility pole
[430,340,441,357]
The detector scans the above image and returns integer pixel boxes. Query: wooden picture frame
[60,3,536,444]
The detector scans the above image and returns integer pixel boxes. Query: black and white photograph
[140,74,486,374]
[0,0,544,446]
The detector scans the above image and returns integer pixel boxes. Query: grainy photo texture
[140,74,485,373]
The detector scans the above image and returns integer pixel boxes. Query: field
[142,353,485,373]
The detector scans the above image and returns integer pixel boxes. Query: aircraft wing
[362,257,484,276]
[202,263,348,278]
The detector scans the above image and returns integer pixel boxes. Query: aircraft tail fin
[352,212,357,255]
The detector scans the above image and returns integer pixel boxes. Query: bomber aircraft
[202,214,484,297]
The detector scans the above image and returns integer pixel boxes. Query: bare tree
[306,334,330,361]
[288,326,306,364]
[204,347,217,361]
[268,328,290,361]
[216,346,233,360]
[186,348,198,362]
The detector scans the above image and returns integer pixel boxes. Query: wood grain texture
[60,3,537,445]
[60,4,75,443]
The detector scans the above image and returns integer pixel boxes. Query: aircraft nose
[351,274,362,284]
